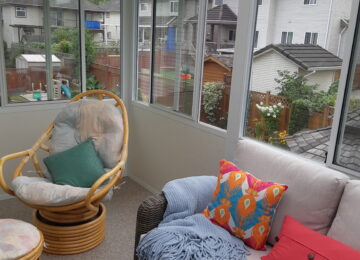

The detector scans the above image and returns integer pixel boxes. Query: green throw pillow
[44,139,105,188]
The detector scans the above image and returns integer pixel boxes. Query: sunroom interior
[1,0,360,259]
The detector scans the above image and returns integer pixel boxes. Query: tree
[51,28,96,76]
[275,70,317,103]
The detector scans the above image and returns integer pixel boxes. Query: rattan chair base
[33,203,106,255]
[17,231,44,260]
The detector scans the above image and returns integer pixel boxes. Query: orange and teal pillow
[202,160,288,250]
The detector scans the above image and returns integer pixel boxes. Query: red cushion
[262,216,360,260]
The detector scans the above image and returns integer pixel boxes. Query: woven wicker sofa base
[32,203,106,255]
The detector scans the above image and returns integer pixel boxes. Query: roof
[0,0,104,12]
[204,55,233,70]
[188,4,237,23]
[286,107,360,171]
[254,44,343,70]
[99,0,120,12]
[18,54,61,63]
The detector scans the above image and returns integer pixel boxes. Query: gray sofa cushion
[327,180,360,251]
[234,139,349,245]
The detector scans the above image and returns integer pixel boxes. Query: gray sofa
[135,139,360,259]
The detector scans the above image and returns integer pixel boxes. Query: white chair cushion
[51,99,124,169]
[11,176,113,206]
[234,139,349,245]
[0,219,41,260]
[327,180,360,251]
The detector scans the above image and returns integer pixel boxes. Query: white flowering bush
[256,102,283,119]
[256,102,284,138]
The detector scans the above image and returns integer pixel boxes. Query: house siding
[104,11,121,42]
[251,50,299,94]
[301,69,337,92]
[2,6,43,46]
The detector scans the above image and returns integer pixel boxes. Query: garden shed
[15,54,61,70]
[203,55,233,82]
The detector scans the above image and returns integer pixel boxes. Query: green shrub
[86,76,104,91]
[202,82,225,123]
[289,99,311,135]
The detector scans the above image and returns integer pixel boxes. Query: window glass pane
[137,0,153,103]
[199,0,238,129]
[85,0,121,96]
[245,1,353,163]
[50,1,81,100]
[335,17,360,172]
[3,1,47,103]
[151,0,199,116]
[304,32,311,44]
[312,33,318,44]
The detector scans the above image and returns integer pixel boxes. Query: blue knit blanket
[136,176,249,260]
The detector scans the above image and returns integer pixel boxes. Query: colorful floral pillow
[202,160,288,250]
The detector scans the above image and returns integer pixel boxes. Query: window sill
[0,100,68,114]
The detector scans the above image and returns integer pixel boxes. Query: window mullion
[326,0,360,168]
[172,0,185,112]
[224,1,258,160]
[0,7,7,107]
[191,0,207,121]
[44,0,53,101]
[79,0,86,93]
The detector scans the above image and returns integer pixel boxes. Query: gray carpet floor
[0,177,152,260]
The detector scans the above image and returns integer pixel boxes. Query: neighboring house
[286,108,360,172]
[251,44,342,94]
[138,0,198,51]
[187,4,237,53]
[0,0,105,46]
[99,0,121,44]
[212,0,352,58]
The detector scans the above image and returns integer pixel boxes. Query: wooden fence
[247,91,291,131]
[200,75,334,132]
[90,55,120,90]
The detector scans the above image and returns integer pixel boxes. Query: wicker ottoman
[0,219,44,260]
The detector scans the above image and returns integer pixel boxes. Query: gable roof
[187,4,237,24]
[99,0,120,12]
[204,55,233,70]
[254,44,342,70]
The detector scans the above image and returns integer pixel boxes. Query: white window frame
[0,0,122,111]
[224,0,360,178]
[304,32,318,44]
[327,1,360,178]
[15,6,26,18]
[134,0,208,123]
[281,31,293,44]
[140,3,149,12]
[170,1,179,15]
[304,0,317,5]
